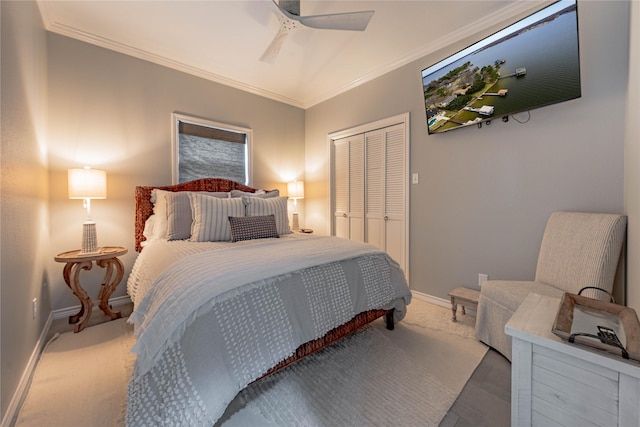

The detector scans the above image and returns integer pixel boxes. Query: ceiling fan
[260,0,375,63]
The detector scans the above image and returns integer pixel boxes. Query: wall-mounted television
[422,0,580,135]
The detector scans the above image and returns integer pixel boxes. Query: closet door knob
[384,216,389,221]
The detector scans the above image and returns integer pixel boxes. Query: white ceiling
[37,1,548,109]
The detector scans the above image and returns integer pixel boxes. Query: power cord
[42,332,61,353]
[511,111,531,124]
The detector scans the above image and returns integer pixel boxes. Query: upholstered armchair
[475,211,627,361]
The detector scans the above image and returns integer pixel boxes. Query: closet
[330,114,409,276]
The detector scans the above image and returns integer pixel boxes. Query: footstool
[448,287,480,322]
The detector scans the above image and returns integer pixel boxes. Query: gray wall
[1,1,50,418]
[305,1,630,302]
[1,0,637,422]
[2,7,306,419]
[46,34,306,310]
[625,0,640,311]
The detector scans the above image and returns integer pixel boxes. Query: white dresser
[505,293,640,427]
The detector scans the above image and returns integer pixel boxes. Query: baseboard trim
[52,295,132,320]
[412,290,451,308]
[1,313,53,427]
[2,295,132,427]
[412,289,478,316]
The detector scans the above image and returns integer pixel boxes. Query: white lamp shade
[68,168,107,199]
[287,180,304,199]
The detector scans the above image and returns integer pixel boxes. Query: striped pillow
[228,215,279,242]
[189,193,245,242]
[242,196,291,235]
[166,191,229,240]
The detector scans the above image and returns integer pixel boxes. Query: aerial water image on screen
[423,0,580,134]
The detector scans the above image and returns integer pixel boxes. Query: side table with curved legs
[54,246,128,333]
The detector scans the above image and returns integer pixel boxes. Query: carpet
[15,298,487,427]
[14,318,134,427]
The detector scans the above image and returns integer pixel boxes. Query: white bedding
[126,234,411,426]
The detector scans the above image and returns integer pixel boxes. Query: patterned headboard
[134,178,257,252]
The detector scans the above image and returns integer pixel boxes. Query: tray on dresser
[552,292,640,362]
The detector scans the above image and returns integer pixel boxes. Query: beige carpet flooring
[14,298,486,426]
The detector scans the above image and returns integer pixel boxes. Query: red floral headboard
[134,178,257,251]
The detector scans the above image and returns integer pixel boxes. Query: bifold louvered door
[333,134,365,242]
[365,124,406,267]
[331,117,408,275]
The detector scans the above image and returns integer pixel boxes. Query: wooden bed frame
[134,178,256,252]
[133,177,395,378]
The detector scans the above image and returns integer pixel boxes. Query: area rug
[219,326,459,427]
[403,297,477,339]
[15,299,487,427]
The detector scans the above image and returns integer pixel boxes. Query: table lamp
[68,167,107,254]
[287,180,304,231]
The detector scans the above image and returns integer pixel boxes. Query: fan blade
[298,10,374,31]
[260,28,289,63]
[279,0,300,16]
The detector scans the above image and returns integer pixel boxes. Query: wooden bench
[448,287,480,322]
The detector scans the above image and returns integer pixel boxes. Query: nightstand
[54,246,127,332]
[506,293,640,426]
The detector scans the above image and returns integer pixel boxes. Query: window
[171,113,252,184]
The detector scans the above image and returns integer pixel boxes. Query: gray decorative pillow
[228,215,279,242]
[189,193,245,242]
[166,191,229,240]
[242,196,291,235]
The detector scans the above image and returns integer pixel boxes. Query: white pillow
[150,189,171,240]
[189,193,245,242]
[242,196,291,235]
[142,214,157,241]
[166,191,228,240]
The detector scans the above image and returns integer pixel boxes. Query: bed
[126,178,412,426]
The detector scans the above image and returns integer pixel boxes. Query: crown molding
[37,0,550,110]
[305,1,551,108]
[37,1,306,109]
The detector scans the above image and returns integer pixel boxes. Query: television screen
[422,0,580,134]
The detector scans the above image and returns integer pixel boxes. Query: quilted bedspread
[126,235,411,426]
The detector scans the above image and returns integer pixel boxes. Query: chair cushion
[480,280,566,312]
[535,212,626,296]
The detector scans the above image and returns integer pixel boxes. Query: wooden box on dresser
[505,293,640,427]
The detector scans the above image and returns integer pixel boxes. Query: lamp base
[80,221,99,254]
[292,212,300,231]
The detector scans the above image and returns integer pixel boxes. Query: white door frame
[327,112,410,279]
